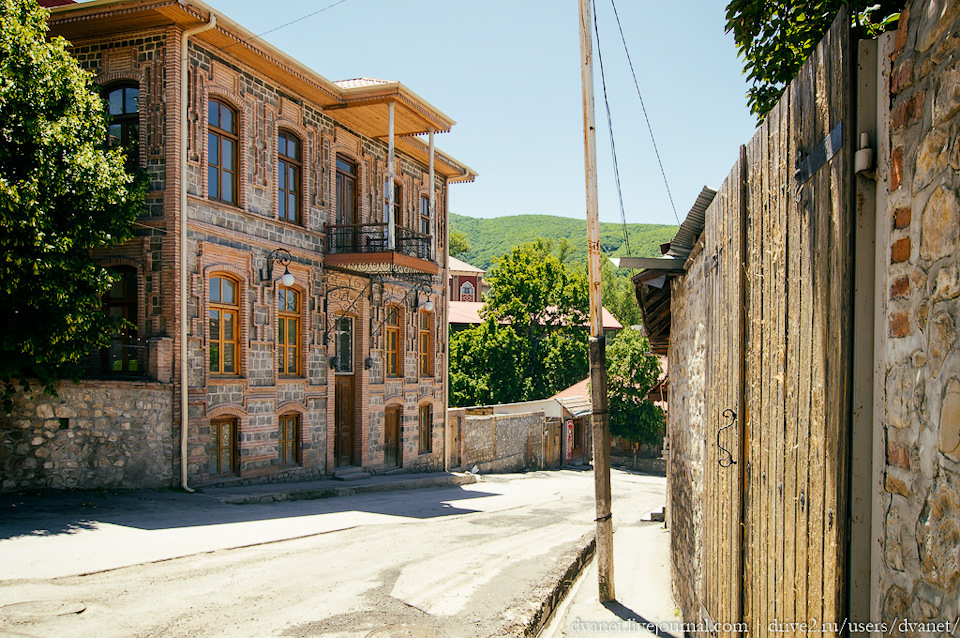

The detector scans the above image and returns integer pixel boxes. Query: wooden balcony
[324,223,439,276]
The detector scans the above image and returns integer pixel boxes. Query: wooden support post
[387,101,395,251]
[580,0,614,603]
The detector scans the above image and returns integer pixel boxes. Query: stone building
[0,0,475,492]
[633,0,960,633]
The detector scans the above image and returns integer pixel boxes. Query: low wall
[1,380,175,492]
[461,412,545,474]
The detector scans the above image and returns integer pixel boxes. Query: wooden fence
[700,10,853,635]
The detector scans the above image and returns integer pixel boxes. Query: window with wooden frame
[209,418,238,476]
[419,195,430,236]
[459,281,475,302]
[208,99,238,204]
[278,287,300,376]
[278,413,300,466]
[277,130,301,223]
[418,404,432,454]
[101,266,139,375]
[105,84,139,169]
[334,315,354,374]
[385,305,402,377]
[209,275,240,375]
[335,155,358,252]
[384,182,402,226]
[418,309,432,377]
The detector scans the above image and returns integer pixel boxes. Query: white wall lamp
[260,248,295,286]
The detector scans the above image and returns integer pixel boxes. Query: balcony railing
[325,223,433,262]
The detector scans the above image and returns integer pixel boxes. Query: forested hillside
[450,213,677,270]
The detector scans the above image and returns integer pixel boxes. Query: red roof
[38,0,76,6]
[448,301,622,331]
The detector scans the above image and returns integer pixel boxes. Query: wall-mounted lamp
[364,357,373,370]
[260,248,295,286]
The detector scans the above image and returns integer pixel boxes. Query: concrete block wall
[878,0,960,624]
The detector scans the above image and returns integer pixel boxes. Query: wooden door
[335,375,355,467]
[384,406,400,468]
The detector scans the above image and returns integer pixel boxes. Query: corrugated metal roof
[665,186,716,259]
[333,77,393,89]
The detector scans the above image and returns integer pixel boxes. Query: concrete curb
[213,473,480,505]
[501,530,597,637]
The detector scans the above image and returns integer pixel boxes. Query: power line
[609,0,681,226]
[591,0,632,257]
[214,0,352,56]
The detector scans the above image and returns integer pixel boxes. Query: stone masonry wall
[879,0,960,628]
[667,247,708,625]
[0,381,174,492]
[461,412,544,474]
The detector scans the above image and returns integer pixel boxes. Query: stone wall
[666,246,708,624]
[461,412,545,474]
[0,381,174,492]
[878,0,960,626]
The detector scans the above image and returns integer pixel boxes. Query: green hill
[450,213,678,270]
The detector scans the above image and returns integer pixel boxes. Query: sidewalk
[541,521,679,638]
[0,471,477,579]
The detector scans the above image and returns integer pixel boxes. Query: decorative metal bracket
[259,248,293,284]
[718,408,737,467]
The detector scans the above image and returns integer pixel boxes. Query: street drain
[0,600,86,618]
[364,625,441,638]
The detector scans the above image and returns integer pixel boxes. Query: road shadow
[602,601,681,638]
[0,482,498,541]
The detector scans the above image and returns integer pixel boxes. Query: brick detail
[892,58,915,95]
[891,146,903,191]
[889,311,912,338]
[890,275,912,299]
[891,236,912,263]
[893,206,912,229]
[891,90,926,131]
[893,4,910,57]
[887,441,911,469]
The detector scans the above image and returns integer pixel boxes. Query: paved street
[0,469,666,638]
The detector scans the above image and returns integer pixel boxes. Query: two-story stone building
[0,0,475,491]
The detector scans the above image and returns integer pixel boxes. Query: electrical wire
[591,0,632,257]
[214,0,352,55]
[608,0,681,226]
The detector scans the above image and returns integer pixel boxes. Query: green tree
[606,327,665,446]
[449,229,471,257]
[449,239,589,406]
[0,0,144,406]
[726,0,901,121]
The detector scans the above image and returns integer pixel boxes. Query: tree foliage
[449,239,589,407]
[726,0,902,121]
[0,0,145,404]
[449,229,471,257]
[606,328,665,446]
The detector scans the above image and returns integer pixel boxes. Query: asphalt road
[0,469,666,638]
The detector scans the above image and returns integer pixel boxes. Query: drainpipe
[180,12,217,492]
[387,102,395,250]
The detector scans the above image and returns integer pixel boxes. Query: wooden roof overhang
[47,0,477,182]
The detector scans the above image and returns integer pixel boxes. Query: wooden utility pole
[578,0,615,603]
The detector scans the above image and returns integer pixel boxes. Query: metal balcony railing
[325,223,434,262]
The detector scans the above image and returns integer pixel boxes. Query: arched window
[459,281,475,302]
[278,287,300,376]
[104,84,139,168]
[208,99,238,204]
[278,413,300,466]
[385,305,401,377]
[418,403,432,454]
[418,309,432,377]
[277,130,301,223]
[209,275,240,374]
[102,265,138,374]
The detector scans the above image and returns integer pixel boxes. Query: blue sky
[114,0,761,226]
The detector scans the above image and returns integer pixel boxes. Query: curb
[214,473,479,505]
[502,531,597,637]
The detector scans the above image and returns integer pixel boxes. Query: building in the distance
[0,0,475,493]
